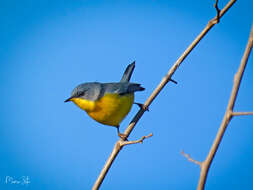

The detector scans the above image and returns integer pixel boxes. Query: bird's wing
[102,82,145,96]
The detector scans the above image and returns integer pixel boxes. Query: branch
[119,133,153,147]
[181,151,202,166]
[196,25,253,190]
[232,111,253,116]
[92,1,237,189]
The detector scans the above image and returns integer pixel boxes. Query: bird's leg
[134,102,149,111]
[115,125,128,140]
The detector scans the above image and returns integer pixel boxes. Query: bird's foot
[116,126,128,140]
[134,102,149,111]
[118,132,128,140]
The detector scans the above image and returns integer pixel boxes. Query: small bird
[64,61,145,138]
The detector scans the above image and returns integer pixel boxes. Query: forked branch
[92,0,237,189]
[195,24,253,190]
[119,133,153,147]
[182,25,253,190]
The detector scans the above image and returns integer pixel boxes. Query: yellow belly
[71,93,134,126]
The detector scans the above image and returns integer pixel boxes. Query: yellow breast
[71,93,134,126]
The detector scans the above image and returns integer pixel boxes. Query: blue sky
[0,0,252,189]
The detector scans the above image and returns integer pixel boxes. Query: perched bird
[64,61,145,138]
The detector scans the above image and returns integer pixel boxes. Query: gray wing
[102,82,145,96]
[72,82,144,102]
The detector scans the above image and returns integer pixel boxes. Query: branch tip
[181,151,202,166]
[119,133,153,147]
[232,111,253,116]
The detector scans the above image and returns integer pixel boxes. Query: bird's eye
[77,90,86,97]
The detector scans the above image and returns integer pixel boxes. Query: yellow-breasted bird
[64,62,144,137]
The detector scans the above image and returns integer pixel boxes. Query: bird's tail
[120,61,135,82]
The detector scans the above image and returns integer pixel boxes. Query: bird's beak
[64,97,73,102]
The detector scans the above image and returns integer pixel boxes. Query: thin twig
[181,151,202,166]
[197,25,253,190]
[119,133,153,146]
[92,1,237,189]
[214,0,221,23]
[232,111,253,116]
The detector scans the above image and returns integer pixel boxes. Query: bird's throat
[71,97,96,112]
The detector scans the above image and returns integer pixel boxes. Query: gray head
[64,82,102,102]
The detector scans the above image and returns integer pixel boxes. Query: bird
[64,61,145,138]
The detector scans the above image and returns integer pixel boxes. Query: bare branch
[197,25,253,190]
[181,151,202,166]
[92,1,237,189]
[119,133,153,147]
[214,0,221,23]
[232,111,253,116]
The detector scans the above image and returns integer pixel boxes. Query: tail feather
[120,61,135,82]
[127,83,145,94]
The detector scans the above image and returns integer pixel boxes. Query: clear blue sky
[0,0,252,189]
